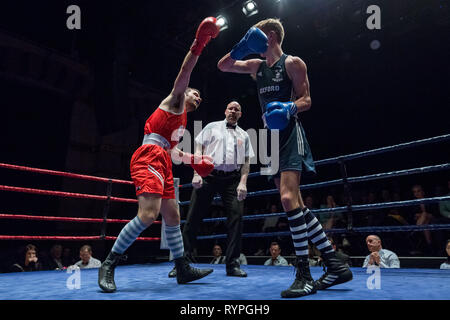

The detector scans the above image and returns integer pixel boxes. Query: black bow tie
[226,123,236,129]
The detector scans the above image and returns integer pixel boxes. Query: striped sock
[303,207,334,258]
[112,216,148,254]
[165,224,184,259]
[286,207,309,259]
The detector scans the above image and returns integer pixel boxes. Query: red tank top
[144,107,187,149]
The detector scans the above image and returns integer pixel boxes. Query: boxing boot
[281,258,316,298]
[98,251,127,293]
[226,259,247,277]
[175,256,213,284]
[314,252,353,290]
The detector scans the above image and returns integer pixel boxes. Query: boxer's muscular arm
[285,55,311,113]
[217,54,262,74]
[159,51,199,113]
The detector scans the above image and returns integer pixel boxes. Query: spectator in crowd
[261,204,280,232]
[439,180,450,221]
[304,195,316,210]
[210,244,226,264]
[45,244,64,270]
[62,247,76,267]
[327,237,351,267]
[253,246,266,256]
[308,245,320,266]
[440,239,450,270]
[316,237,351,267]
[238,253,248,265]
[74,245,101,269]
[264,242,289,266]
[10,244,43,272]
[386,191,409,226]
[362,235,400,268]
[366,191,385,227]
[411,184,437,254]
[319,195,344,230]
[273,216,293,255]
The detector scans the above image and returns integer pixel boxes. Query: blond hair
[254,18,285,44]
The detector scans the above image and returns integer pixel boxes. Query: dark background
[0,0,449,267]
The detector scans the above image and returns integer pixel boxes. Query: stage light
[242,0,258,17]
[216,15,229,31]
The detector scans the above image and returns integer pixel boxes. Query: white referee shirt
[195,119,254,172]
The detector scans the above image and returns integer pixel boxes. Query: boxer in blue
[218,18,352,298]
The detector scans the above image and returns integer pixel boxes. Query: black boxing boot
[98,251,127,293]
[226,259,247,277]
[175,256,213,284]
[168,252,196,278]
[281,258,316,298]
[168,266,177,278]
[314,252,353,290]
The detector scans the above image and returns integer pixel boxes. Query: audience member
[362,235,400,268]
[411,184,438,254]
[261,204,280,232]
[10,244,43,272]
[253,247,266,256]
[308,245,320,266]
[45,244,64,270]
[210,244,226,264]
[304,195,316,210]
[319,195,344,230]
[440,240,450,270]
[74,245,101,269]
[439,180,450,221]
[386,191,409,226]
[328,237,351,267]
[238,253,248,265]
[273,216,293,255]
[62,247,76,267]
[366,191,385,226]
[264,242,289,266]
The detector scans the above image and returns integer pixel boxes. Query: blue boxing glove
[263,101,297,130]
[230,27,268,60]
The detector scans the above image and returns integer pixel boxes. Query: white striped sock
[165,224,184,259]
[112,216,147,254]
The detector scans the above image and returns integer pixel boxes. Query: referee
[170,101,254,277]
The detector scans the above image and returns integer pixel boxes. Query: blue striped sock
[286,207,309,259]
[303,207,334,258]
[112,216,148,254]
[165,224,184,259]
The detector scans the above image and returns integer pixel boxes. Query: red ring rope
[0,214,161,224]
[0,213,161,224]
[0,235,160,241]
[0,162,163,242]
[0,185,138,203]
[0,163,133,185]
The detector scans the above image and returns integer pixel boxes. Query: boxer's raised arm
[217,54,262,74]
[162,18,220,110]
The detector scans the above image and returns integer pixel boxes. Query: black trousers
[182,171,244,265]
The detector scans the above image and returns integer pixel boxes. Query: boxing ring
[1,134,449,300]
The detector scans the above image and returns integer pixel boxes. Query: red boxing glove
[190,17,220,56]
[187,154,214,177]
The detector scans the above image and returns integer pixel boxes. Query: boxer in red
[98,17,219,293]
